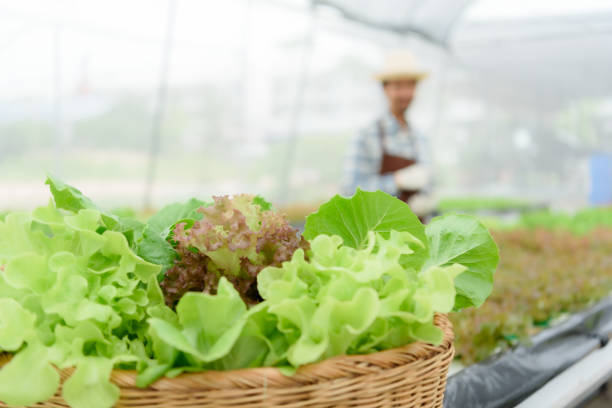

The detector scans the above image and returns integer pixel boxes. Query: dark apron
[377,119,420,203]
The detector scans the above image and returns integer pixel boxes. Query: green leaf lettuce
[304,190,499,310]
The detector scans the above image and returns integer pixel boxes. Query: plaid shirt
[341,111,431,197]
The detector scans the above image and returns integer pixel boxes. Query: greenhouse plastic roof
[451,11,612,107]
[312,0,472,45]
[310,0,612,106]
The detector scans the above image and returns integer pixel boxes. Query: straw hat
[374,51,429,82]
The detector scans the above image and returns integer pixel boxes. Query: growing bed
[445,221,612,407]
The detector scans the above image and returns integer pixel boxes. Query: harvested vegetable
[0,182,499,408]
[0,204,162,408]
[162,194,308,306]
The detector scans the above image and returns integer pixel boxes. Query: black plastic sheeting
[444,296,612,408]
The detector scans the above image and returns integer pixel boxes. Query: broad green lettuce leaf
[45,174,99,213]
[136,230,177,272]
[141,198,205,237]
[303,189,426,251]
[135,198,206,272]
[424,214,499,310]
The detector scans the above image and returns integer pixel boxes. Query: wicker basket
[0,314,453,408]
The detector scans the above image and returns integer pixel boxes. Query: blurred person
[342,51,435,218]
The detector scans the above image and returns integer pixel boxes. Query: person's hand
[394,164,430,190]
[408,193,437,217]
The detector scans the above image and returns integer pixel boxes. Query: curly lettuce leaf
[44,175,206,273]
[162,195,307,306]
[147,232,441,378]
[0,203,163,408]
[255,232,463,368]
[0,298,36,351]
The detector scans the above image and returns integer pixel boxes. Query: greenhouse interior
[1,0,612,407]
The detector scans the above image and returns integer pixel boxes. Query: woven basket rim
[0,314,453,391]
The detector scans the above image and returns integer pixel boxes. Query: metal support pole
[144,0,177,209]
[241,0,252,140]
[53,23,63,177]
[426,49,449,195]
[276,7,317,204]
